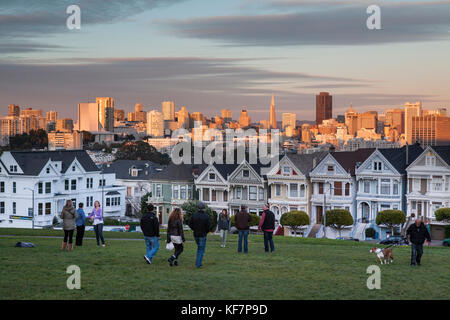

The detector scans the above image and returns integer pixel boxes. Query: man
[188,202,210,268]
[258,204,275,253]
[406,218,431,267]
[75,202,86,246]
[235,206,251,253]
[140,203,160,264]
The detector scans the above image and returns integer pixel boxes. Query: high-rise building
[411,114,450,146]
[48,131,82,150]
[55,118,74,132]
[114,109,125,122]
[96,97,115,132]
[162,101,175,121]
[385,109,404,133]
[282,112,296,134]
[46,110,58,122]
[20,107,43,118]
[269,94,277,129]
[301,123,311,143]
[8,104,20,117]
[238,109,251,127]
[345,105,358,136]
[177,106,190,129]
[191,112,206,124]
[405,101,422,144]
[316,92,332,125]
[147,110,164,137]
[358,111,377,130]
[221,109,232,122]
[77,102,100,132]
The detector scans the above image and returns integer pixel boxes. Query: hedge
[435,208,450,222]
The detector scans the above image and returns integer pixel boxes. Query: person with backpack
[218,209,231,248]
[75,202,86,246]
[167,208,185,267]
[188,202,210,268]
[258,204,275,253]
[235,206,251,253]
[140,203,160,264]
[60,200,78,252]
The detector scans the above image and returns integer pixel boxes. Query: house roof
[151,163,200,182]
[103,160,165,180]
[379,143,423,174]
[331,148,376,175]
[431,145,450,166]
[8,150,99,176]
[286,152,327,177]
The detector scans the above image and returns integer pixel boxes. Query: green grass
[0,228,449,300]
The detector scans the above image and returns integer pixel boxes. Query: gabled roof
[331,148,375,175]
[285,152,327,177]
[103,160,165,180]
[431,145,450,166]
[378,143,423,174]
[8,150,99,176]
[151,163,200,182]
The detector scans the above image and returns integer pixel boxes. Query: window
[236,187,242,199]
[426,155,436,166]
[290,184,298,198]
[380,179,390,195]
[13,202,16,214]
[72,166,76,172]
[45,203,51,215]
[259,187,264,200]
[345,183,350,196]
[86,196,93,207]
[318,182,324,194]
[209,173,216,180]
[334,181,342,196]
[283,166,291,175]
[300,184,306,197]
[223,190,228,202]
[187,185,192,199]
[45,182,51,194]
[180,186,186,199]
[106,198,110,206]
[13,182,16,193]
[249,186,257,200]
[173,185,179,199]
[46,168,50,174]
[327,165,334,172]
[99,179,105,187]
[243,170,249,178]
[393,182,399,195]
[38,203,43,215]
[65,179,69,191]
[156,184,162,197]
[0,181,4,193]
[86,178,93,189]
[0,202,4,214]
[71,179,77,190]
[373,161,382,171]
[131,169,138,177]
[203,188,210,201]
[364,180,370,193]
[38,182,43,194]
[10,165,17,172]
[275,184,281,196]
[212,190,217,202]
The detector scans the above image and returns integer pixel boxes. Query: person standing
[75,203,86,246]
[258,204,275,253]
[188,202,210,268]
[406,218,431,266]
[88,201,106,247]
[60,200,78,252]
[235,206,250,253]
[140,203,160,264]
[218,209,231,248]
[167,208,185,266]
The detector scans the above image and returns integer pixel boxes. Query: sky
[1,0,450,121]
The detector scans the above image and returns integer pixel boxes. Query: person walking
[60,200,78,252]
[140,203,160,264]
[88,201,106,247]
[188,202,210,268]
[167,208,185,266]
[258,204,275,253]
[218,209,231,248]
[75,203,86,246]
[235,206,250,253]
[406,218,431,266]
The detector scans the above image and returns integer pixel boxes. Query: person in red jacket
[258,204,275,253]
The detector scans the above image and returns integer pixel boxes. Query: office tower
[385,109,404,133]
[20,107,43,118]
[411,114,450,146]
[260,120,270,129]
[48,131,82,150]
[345,105,359,136]
[135,103,143,113]
[191,112,206,124]
[316,92,332,125]
[405,101,422,144]
[46,110,58,122]
[221,109,232,122]
[8,104,20,117]
[131,103,147,122]
[147,110,164,137]
[162,101,175,121]
[114,109,125,122]
[358,111,377,130]
[269,94,277,129]
[56,118,74,132]
[0,116,21,137]
[77,103,100,132]
[238,109,251,127]
[282,113,296,130]
[46,121,56,132]
[301,124,311,143]
[177,106,190,129]
[96,97,115,132]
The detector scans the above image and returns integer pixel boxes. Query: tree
[115,141,170,164]
[325,209,354,237]
[230,213,261,228]
[139,192,152,219]
[9,129,48,150]
[376,210,406,235]
[280,211,309,236]
[181,200,217,232]
[435,208,450,223]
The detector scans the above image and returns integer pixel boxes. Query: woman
[60,200,78,252]
[167,208,185,266]
[75,203,86,246]
[218,209,230,248]
[88,201,106,247]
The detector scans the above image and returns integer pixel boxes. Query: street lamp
[24,183,37,230]
[322,182,333,239]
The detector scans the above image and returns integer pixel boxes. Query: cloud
[162,1,450,46]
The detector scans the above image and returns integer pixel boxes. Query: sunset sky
[1,0,450,121]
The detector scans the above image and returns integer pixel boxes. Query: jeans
[94,223,105,245]
[194,237,207,268]
[75,225,85,246]
[220,229,228,247]
[144,236,160,262]
[263,231,275,252]
[238,230,249,253]
[63,229,74,244]
[411,243,423,265]
[173,243,184,259]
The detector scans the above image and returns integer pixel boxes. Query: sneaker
[410,264,415,267]
[102,244,106,247]
[144,256,151,264]
[168,257,173,267]
[174,260,178,266]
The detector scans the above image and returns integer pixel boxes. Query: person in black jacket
[167,208,185,267]
[258,204,276,252]
[140,203,160,264]
[406,218,431,266]
[188,202,210,268]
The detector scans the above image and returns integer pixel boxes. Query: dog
[370,247,394,264]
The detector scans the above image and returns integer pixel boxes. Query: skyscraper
[96,97,115,132]
[162,101,175,121]
[269,94,277,129]
[282,113,296,130]
[239,109,251,127]
[221,109,232,122]
[46,110,58,122]
[55,118,74,132]
[8,104,20,117]
[147,110,164,137]
[316,92,332,125]
[177,106,190,129]
[77,103,100,132]
[411,114,450,146]
[345,105,358,136]
[405,101,422,144]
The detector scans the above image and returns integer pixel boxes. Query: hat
[198,202,205,210]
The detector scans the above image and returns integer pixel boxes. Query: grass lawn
[0,228,449,300]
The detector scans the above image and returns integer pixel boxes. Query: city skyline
[1,0,450,121]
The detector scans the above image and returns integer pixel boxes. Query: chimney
[405,142,409,165]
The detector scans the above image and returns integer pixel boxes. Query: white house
[195,163,231,214]
[0,150,126,228]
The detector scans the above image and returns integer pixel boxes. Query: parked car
[379,236,409,245]
[110,227,125,232]
[336,237,359,242]
[442,238,450,246]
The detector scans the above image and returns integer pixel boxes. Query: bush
[230,213,260,227]
[435,208,450,222]
[181,200,217,232]
[325,209,353,237]
[280,211,309,227]
[365,227,376,238]
[376,210,406,235]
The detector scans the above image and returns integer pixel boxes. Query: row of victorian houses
[1,144,449,240]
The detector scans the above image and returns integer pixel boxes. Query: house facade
[0,150,125,228]
[195,164,232,214]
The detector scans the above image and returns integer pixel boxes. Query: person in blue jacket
[75,203,86,246]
